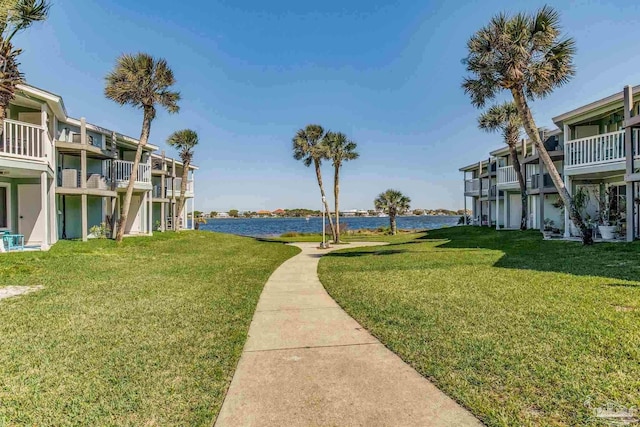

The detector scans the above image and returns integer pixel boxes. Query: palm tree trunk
[507,140,528,231]
[0,104,6,137]
[174,161,189,231]
[334,164,340,243]
[511,88,592,244]
[390,213,397,235]
[314,159,336,242]
[115,108,151,242]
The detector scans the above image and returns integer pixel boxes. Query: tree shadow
[325,249,409,258]
[412,227,640,283]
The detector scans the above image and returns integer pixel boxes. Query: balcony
[529,173,560,191]
[152,185,166,199]
[0,119,52,166]
[105,160,151,189]
[481,179,489,196]
[167,178,194,198]
[58,169,111,190]
[497,165,518,186]
[464,178,480,196]
[564,130,640,171]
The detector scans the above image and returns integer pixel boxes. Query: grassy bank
[318,227,640,426]
[0,232,298,426]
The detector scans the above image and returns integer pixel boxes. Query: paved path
[215,242,482,427]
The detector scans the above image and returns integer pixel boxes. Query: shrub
[89,222,110,239]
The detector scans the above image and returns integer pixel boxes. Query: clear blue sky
[16,0,640,211]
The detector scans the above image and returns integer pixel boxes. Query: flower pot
[598,225,616,240]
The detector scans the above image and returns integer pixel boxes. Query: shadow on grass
[416,227,640,283]
[326,249,409,258]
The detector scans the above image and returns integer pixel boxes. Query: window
[0,186,7,228]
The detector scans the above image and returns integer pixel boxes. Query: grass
[318,226,640,427]
[0,231,299,426]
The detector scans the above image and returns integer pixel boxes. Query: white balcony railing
[464,178,480,194]
[1,119,51,163]
[167,178,194,197]
[498,165,518,185]
[564,130,640,169]
[105,160,151,184]
[481,178,489,196]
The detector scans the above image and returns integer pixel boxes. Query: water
[197,216,460,237]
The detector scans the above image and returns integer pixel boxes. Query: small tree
[463,6,592,244]
[210,211,218,218]
[322,131,358,243]
[105,53,180,242]
[478,102,528,230]
[167,129,198,231]
[374,189,411,235]
[229,209,239,218]
[0,0,50,132]
[292,124,336,241]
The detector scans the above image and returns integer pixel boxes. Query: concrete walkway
[215,242,482,427]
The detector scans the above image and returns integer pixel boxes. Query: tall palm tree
[105,53,180,242]
[478,102,527,230]
[292,124,336,242]
[323,131,358,242]
[0,0,50,131]
[462,6,592,244]
[167,129,198,231]
[374,189,411,235]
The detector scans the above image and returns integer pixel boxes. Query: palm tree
[374,189,411,235]
[462,6,592,244]
[323,131,358,242]
[105,53,180,242]
[0,0,50,131]
[292,124,336,242]
[167,129,198,231]
[478,102,527,230]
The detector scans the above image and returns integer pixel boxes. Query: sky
[15,0,640,211]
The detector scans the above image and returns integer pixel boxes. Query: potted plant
[597,185,617,240]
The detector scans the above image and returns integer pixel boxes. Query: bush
[89,222,110,239]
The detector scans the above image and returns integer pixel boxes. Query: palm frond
[167,129,198,165]
[462,5,574,105]
[322,131,359,167]
[292,124,326,167]
[105,52,180,114]
[5,0,49,42]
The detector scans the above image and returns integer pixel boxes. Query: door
[509,193,522,229]
[18,184,44,245]
[125,195,142,234]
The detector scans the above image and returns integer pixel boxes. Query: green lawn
[318,226,640,427]
[0,232,299,426]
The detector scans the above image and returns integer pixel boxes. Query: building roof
[459,159,488,172]
[150,152,199,170]
[17,83,163,153]
[552,84,640,126]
